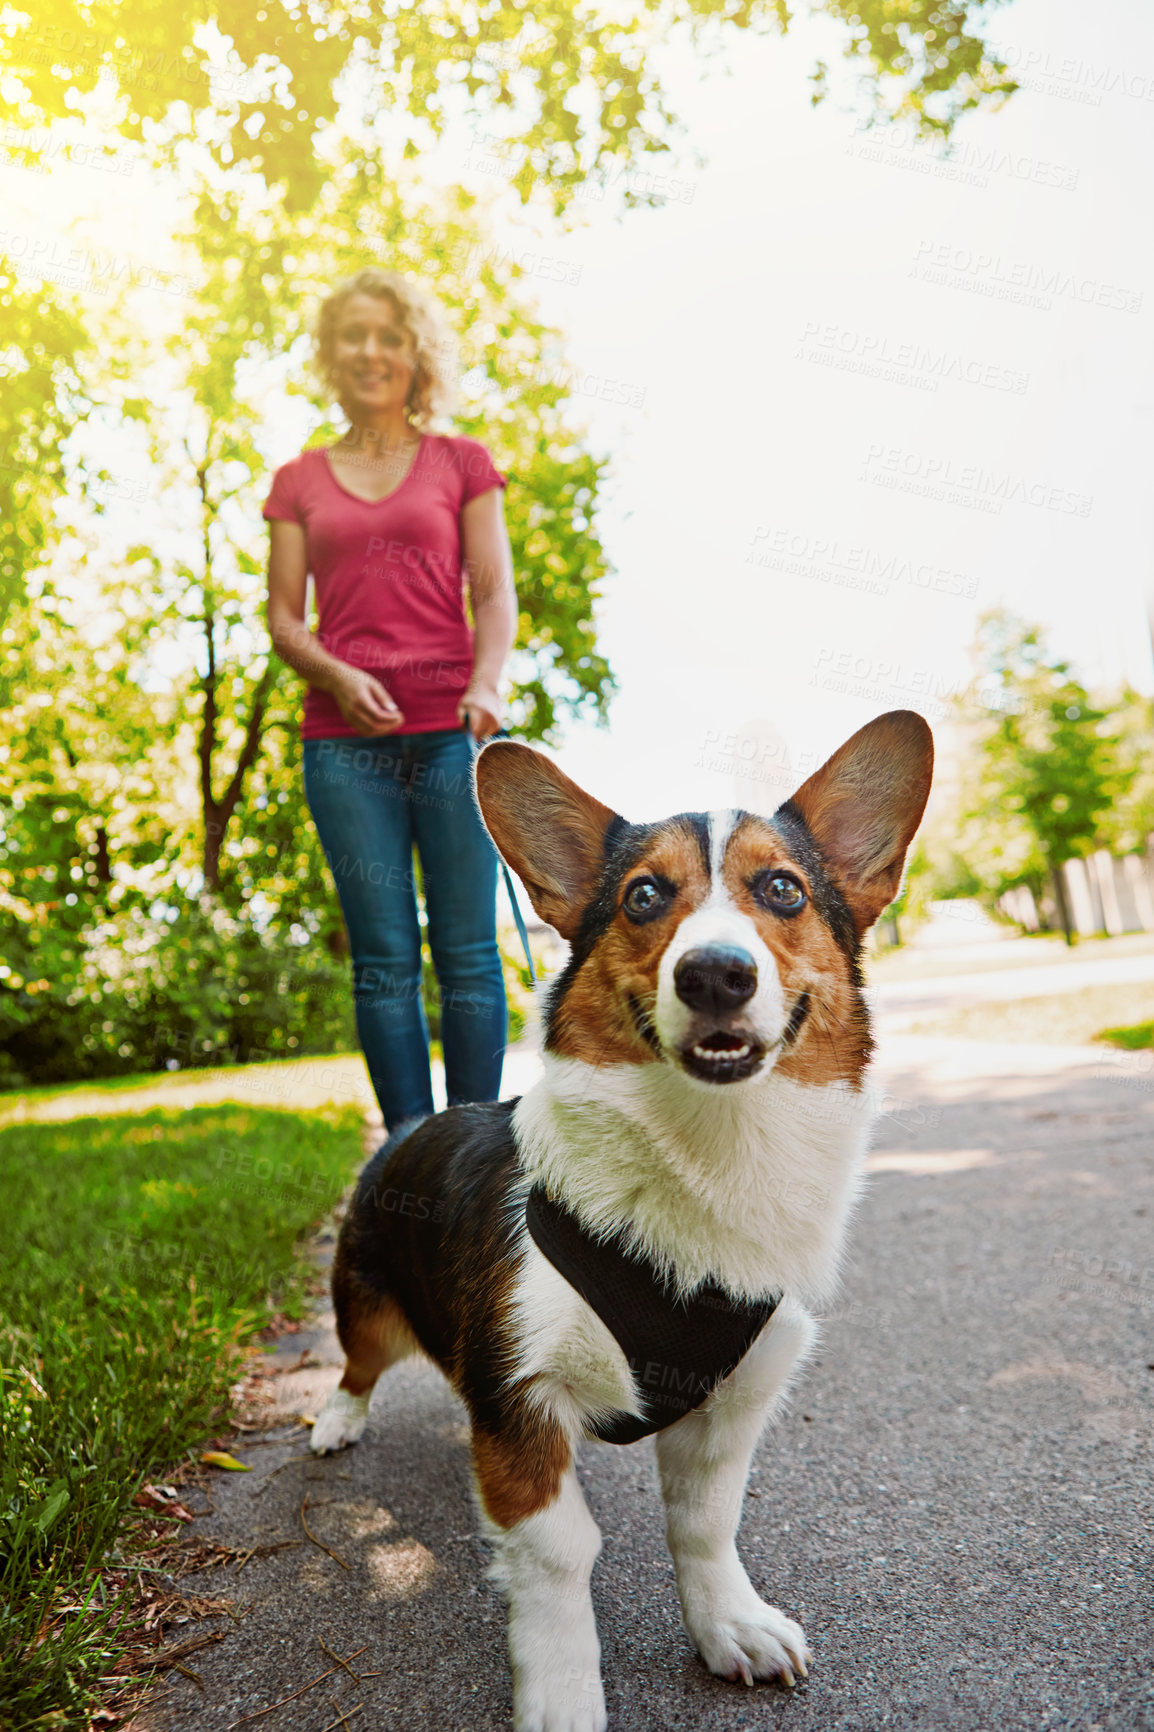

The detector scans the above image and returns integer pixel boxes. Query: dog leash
[501,860,537,984]
[463,716,537,983]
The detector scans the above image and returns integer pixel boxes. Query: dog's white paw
[688,1593,811,1687]
[513,1674,607,1732]
[309,1387,371,1454]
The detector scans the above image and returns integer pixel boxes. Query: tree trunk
[202,802,226,893]
[1050,861,1075,946]
[191,452,276,896]
[200,660,277,894]
[93,824,112,884]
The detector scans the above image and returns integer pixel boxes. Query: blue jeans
[303,728,507,1130]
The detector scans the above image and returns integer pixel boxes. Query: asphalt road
[147,1036,1154,1732]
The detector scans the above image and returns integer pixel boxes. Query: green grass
[1095,1020,1154,1050]
[0,1101,365,1730]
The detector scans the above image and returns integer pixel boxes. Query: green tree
[0,269,87,631]
[957,613,1131,944]
[0,569,181,1081]
[1104,688,1154,857]
[4,0,1016,217]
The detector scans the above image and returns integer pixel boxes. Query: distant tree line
[916,612,1154,945]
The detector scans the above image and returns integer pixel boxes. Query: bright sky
[435,0,1154,823]
[5,0,1154,832]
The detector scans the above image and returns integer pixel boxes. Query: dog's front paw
[687,1592,811,1687]
[513,1673,607,1732]
[309,1387,371,1454]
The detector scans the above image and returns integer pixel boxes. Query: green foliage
[882,838,936,936]
[812,0,1016,136]
[0,1100,365,1728]
[0,586,356,1085]
[953,612,1135,928]
[0,269,87,630]
[2,903,357,1089]
[2,0,1016,220]
[1105,689,1154,854]
[1095,1019,1154,1051]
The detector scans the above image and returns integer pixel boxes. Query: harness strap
[525,1184,781,1445]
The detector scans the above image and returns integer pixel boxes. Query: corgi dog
[310,709,933,1732]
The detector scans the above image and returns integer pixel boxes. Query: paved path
[144,1035,1153,1732]
[870,950,1154,1021]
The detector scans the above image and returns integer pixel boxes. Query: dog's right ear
[475,741,620,941]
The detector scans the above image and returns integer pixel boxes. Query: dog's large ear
[779,710,933,935]
[475,741,620,941]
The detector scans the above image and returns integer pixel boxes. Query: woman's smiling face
[331,292,416,418]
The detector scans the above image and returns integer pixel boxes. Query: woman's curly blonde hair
[314,269,459,429]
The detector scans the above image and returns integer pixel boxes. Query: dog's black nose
[674,946,758,1015]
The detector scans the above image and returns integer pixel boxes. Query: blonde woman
[265,269,517,1131]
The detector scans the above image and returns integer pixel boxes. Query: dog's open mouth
[680,1029,765,1084]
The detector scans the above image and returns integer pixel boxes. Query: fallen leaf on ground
[201,1452,253,1472]
[133,1485,196,1521]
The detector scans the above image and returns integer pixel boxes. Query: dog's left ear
[475,740,621,941]
[779,710,934,935]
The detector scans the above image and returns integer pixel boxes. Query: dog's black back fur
[335,1100,525,1430]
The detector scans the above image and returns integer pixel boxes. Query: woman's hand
[332,667,404,736]
[458,680,503,739]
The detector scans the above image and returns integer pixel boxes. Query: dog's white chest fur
[513,1054,874,1306]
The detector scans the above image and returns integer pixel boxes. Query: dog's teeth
[691,1044,750,1060]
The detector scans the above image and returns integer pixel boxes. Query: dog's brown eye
[754,871,807,915]
[623,876,667,922]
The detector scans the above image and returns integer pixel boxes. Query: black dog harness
[525,1185,781,1445]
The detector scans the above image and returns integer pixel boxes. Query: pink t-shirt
[263,434,506,738]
